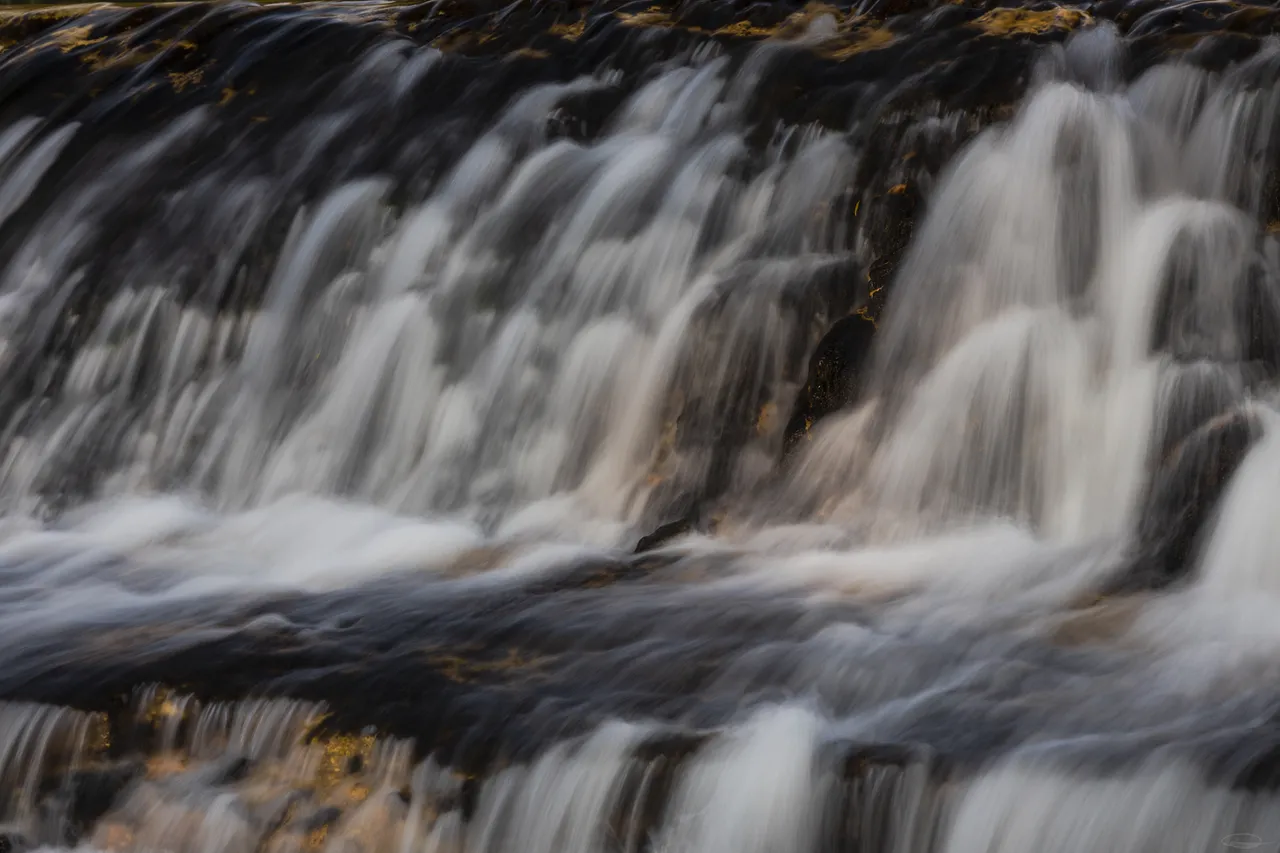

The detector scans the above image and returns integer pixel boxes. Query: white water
[0,18,1277,853]
[5,690,1280,853]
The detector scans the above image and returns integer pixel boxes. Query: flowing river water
[0,1,1276,851]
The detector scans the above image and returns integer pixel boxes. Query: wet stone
[826,743,947,853]
[1109,408,1261,594]
[298,805,343,835]
[633,514,698,554]
[834,740,943,777]
[58,761,144,845]
[1152,362,1245,465]
[194,754,254,788]
[783,313,878,456]
[0,829,28,853]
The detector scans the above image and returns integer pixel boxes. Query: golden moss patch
[304,824,329,851]
[615,1,861,46]
[756,401,777,435]
[773,2,850,39]
[167,68,203,93]
[0,5,90,25]
[819,25,896,59]
[616,6,677,29]
[429,28,494,51]
[507,47,550,60]
[548,17,585,41]
[95,822,135,852]
[316,732,377,789]
[713,20,777,38]
[146,753,189,779]
[80,37,200,73]
[87,712,112,755]
[53,24,105,52]
[426,647,546,683]
[974,7,1093,36]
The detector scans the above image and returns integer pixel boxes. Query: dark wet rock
[1245,241,1280,376]
[59,761,144,844]
[833,740,949,779]
[646,253,871,515]
[1128,1,1255,40]
[197,754,254,787]
[783,313,878,456]
[1152,214,1260,365]
[610,729,711,851]
[1152,362,1245,465]
[522,554,670,595]
[1223,743,1280,792]
[634,513,698,554]
[254,790,310,840]
[547,83,628,142]
[1202,728,1280,792]
[298,805,343,835]
[0,829,29,853]
[1107,408,1260,595]
[1182,31,1264,73]
[633,729,711,764]
[826,741,950,853]
[454,775,483,822]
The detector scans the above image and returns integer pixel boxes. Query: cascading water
[1,1,1280,852]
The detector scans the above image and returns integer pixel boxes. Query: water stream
[0,3,1277,852]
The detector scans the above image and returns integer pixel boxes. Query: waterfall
[0,1,1278,852]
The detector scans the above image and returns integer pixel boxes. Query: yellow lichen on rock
[713,20,777,38]
[167,69,202,93]
[756,402,777,435]
[819,25,896,59]
[616,6,676,28]
[614,2,858,44]
[0,5,90,26]
[94,822,135,852]
[426,647,545,684]
[87,711,111,755]
[80,37,200,73]
[53,24,105,52]
[974,7,1093,36]
[548,17,585,40]
[316,732,377,789]
[429,28,495,51]
[507,47,550,60]
[774,2,849,38]
[145,753,189,779]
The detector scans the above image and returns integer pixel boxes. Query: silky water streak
[0,11,1273,853]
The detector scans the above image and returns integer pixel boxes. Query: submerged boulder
[783,312,878,456]
[822,740,950,853]
[1152,361,1247,468]
[0,829,29,853]
[58,761,144,846]
[1105,407,1260,594]
[634,513,699,554]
